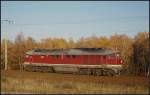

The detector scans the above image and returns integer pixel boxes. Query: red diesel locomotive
[23,48,123,76]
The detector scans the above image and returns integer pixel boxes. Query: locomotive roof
[26,48,119,55]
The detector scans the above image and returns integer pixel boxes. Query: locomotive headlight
[41,56,44,58]
[121,60,123,63]
[25,55,29,58]
[116,54,119,57]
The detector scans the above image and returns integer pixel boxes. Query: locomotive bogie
[23,63,122,76]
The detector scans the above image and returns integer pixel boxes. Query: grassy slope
[1,70,149,94]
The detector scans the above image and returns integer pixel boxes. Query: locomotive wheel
[24,66,29,71]
[48,67,55,73]
[92,69,103,76]
[41,66,53,72]
[102,70,107,76]
[39,66,45,72]
[101,69,110,76]
[105,69,116,76]
[41,66,48,72]
[36,66,41,72]
[24,65,31,72]
[31,66,36,72]
[106,71,113,76]
[24,65,36,72]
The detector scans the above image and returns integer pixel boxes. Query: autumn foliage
[1,32,149,76]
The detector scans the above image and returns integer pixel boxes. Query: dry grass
[1,70,149,94]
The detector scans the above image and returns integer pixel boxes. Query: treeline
[1,32,149,76]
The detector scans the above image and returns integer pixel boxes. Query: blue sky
[1,1,149,42]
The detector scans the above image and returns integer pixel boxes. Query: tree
[25,37,37,50]
[133,32,149,75]
[1,39,16,70]
[76,37,86,48]
[110,34,134,74]
[14,32,26,70]
[68,37,76,48]
[2,30,148,76]
[1,39,5,69]
[98,36,110,48]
